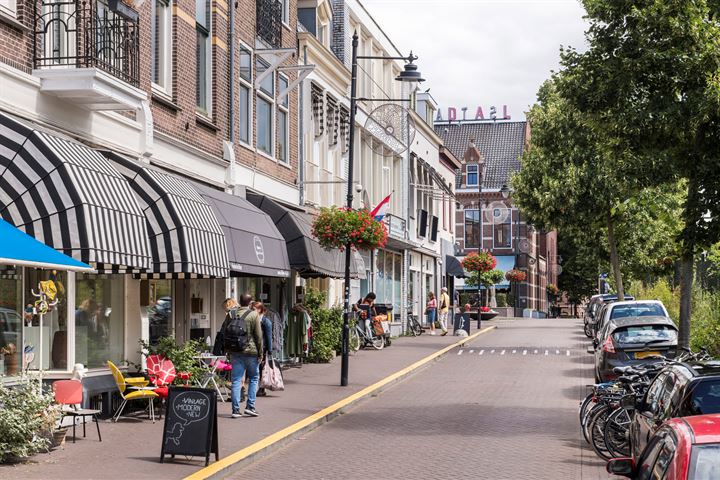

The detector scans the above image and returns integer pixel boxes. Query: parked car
[593,316,678,382]
[629,361,720,461]
[608,413,720,479]
[593,299,665,343]
[584,294,635,338]
[0,307,21,348]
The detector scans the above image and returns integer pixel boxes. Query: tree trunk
[606,213,625,301]
[678,253,693,349]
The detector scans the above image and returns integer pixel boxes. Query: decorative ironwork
[34,0,140,87]
[256,0,282,48]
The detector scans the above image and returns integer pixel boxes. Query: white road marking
[458,350,463,355]
[567,350,571,356]
[469,350,474,354]
[512,350,516,354]
[501,350,506,355]
[523,350,527,355]
[545,350,549,356]
[556,350,560,355]
[534,350,538,354]
[490,349,495,354]
[479,350,485,355]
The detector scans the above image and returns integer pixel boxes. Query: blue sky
[361,0,588,120]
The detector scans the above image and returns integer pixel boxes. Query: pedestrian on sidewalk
[254,301,273,397]
[426,292,437,335]
[438,287,450,336]
[222,293,263,418]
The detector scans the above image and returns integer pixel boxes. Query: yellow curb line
[185,325,497,480]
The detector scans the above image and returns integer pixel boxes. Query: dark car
[608,413,720,479]
[584,294,635,338]
[593,316,678,382]
[630,362,720,461]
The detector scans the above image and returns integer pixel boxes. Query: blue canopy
[0,219,94,272]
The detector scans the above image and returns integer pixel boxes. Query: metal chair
[52,379,102,443]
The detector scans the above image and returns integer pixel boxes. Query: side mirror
[606,458,635,477]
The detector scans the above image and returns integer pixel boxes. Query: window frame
[493,212,512,249]
[255,56,275,158]
[464,209,481,249]
[152,0,173,95]
[276,74,289,164]
[466,164,479,186]
[0,0,16,17]
[281,0,289,26]
[238,43,253,147]
[195,0,212,115]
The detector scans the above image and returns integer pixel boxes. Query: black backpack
[223,309,252,353]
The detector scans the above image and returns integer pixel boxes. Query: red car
[607,414,720,479]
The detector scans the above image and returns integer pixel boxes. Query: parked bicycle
[405,313,423,337]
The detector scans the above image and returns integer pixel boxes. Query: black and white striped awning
[106,153,229,278]
[0,112,152,272]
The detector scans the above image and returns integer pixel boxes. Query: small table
[195,354,228,402]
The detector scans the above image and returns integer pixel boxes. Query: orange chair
[53,380,102,443]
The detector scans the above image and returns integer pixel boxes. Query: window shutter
[311,83,324,137]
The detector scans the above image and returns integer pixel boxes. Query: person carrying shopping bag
[426,292,437,335]
[255,302,273,397]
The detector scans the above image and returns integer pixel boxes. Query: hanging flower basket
[311,206,388,251]
[505,269,527,283]
[462,251,497,273]
[546,284,560,296]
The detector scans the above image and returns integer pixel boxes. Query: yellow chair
[107,361,159,423]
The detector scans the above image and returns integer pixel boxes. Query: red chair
[53,380,102,443]
[146,354,177,418]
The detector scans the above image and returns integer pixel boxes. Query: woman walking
[426,292,437,335]
[254,302,273,397]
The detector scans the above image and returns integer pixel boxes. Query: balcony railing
[256,0,282,48]
[34,0,140,87]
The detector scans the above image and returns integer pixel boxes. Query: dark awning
[446,254,466,278]
[246,191,363,279]
[0,112,152,272]
[193,185,290,278]
[106,153,229,278]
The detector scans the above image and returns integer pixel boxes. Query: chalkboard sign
[160,387,219,466]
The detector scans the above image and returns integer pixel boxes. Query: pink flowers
[312,206,388,251]
[462,251,497,273]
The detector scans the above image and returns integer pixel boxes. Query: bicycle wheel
[582,401,604,444]
[348,327,360,352]
[370,333,384,350]
[604,407,633,458]
[579,393,595,435]
[588,405,613,460]
[406,316,419,337]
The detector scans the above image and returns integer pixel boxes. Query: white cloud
[360,0,588,119]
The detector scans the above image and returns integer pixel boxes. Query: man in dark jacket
[224,294,263,418]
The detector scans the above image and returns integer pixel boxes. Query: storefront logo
[253,236,265,264]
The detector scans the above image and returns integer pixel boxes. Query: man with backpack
[222,294,263,418]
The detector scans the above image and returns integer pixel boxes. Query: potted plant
[546,283,560,296]
[0,375,60,463]
[0,343,18,376]
[311,206,388,251]
[479,305,499,321]
[461,251,497,273]
[505,269,527,283]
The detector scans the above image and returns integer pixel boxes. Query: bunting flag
[370,192,393,221]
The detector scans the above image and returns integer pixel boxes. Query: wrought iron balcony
[34,0,140,87]
[256,0,282,48]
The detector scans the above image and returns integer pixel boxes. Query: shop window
[142,279,173,345]
[0,266,22,376]
[75,274,125,369]
[25,269,68,371]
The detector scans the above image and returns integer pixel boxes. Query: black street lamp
[475,158,485,329]
[341,32,423,387]
[500,184,518,315]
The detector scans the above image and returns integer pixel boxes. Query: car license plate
[634,351,660,359]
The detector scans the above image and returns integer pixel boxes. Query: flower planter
[481,311,499,321]
[51,428,68,449]
[312,206,388,251]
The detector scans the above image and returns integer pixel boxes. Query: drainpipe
[298,45,307,206]
[224,0,237,298]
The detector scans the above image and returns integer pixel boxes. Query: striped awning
[106,153,229,278]
[0,112,152,272]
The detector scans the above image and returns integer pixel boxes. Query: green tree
[465,269,505,306]
[556,0,720,347]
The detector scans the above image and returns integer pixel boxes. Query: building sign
[384,215,406,239]
[436,105,511,122]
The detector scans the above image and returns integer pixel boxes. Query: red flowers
[312,206,388,251]
[505,269,527,283]
[480,306,491,313]
[462,251,497,273]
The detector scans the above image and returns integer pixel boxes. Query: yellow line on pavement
[184,325,496,480]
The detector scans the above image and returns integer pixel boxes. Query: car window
[658,374,677,420]
[646,373,669,415]
[680,380,720,416]
[612,325,677,345]
[689,443,720,480]
[610,303,666,320]
[638,432,669,480]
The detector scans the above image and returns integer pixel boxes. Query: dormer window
[467,164,479,186]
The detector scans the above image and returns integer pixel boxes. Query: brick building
[437,120,558,317]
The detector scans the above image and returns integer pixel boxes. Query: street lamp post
[476,159,485,329]
[500,184,517,315]
[341,32,423,387]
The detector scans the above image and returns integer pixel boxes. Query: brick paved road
[232,318,612,480]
